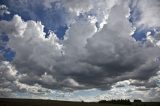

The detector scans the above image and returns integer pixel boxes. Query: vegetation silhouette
[98,99,131,105]
[134,99,142,103]
[0,98,160,106]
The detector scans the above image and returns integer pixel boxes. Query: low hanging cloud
[0,0,160,101]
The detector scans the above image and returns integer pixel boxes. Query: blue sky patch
[3,48,15,62]
[0,34,15,62]
[128,0,141,26]
[1,0,69,39]
[0,34,9,42]
[132,26,160,41]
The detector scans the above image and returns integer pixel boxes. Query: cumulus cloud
[63,0,118,29]
[0,5,10,16]
[0,61,55,97]
[96,79,160,102]
[61,0,93,15]
[41,0,118,29]
[137,0,160,27]
[0,61,17,97]
[0,15,63,89]
[0,0,160,102]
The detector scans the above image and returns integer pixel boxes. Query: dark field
[0,98,159,106]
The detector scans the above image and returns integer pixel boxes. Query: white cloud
[134,0,160,27]
[0,5,10,16]
[15,81,52,94]
[39,72,57,85]
[0,61,17,82]
[0,15,63,70]
[62,0,93,16]
[0,61,56,97]
[146,32,160,48]
[0,15,27,37]
[42,0,118,29]
[62,78,84,88]
[97,78,160,102]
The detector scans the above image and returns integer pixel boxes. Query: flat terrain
[0,98,159,106]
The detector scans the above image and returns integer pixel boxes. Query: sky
[0,0,160,102]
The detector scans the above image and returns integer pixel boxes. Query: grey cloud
[49,2,160,91]
[0,0,160,101]
[130,0,160,27]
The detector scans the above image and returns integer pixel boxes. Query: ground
[0,98,160,106]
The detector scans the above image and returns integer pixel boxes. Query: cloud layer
[0,0,160,102]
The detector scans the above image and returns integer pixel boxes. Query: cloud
[0,5,10,16]
[0,61,19,97]
[129,0,160,28]
[0,0,160,101]
[61,0,118,29]
[97,79,160,102]
[0,15,63,89]
[42,0,59,8]
[0,61,55,97]
[61,0,93,15]
[128,0,160,43]
[62,78,84,89]
[137,0,160,27]
[4,0,71,38]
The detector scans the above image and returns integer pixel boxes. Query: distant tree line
[134,99,142,103]
[98,99,132,105]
